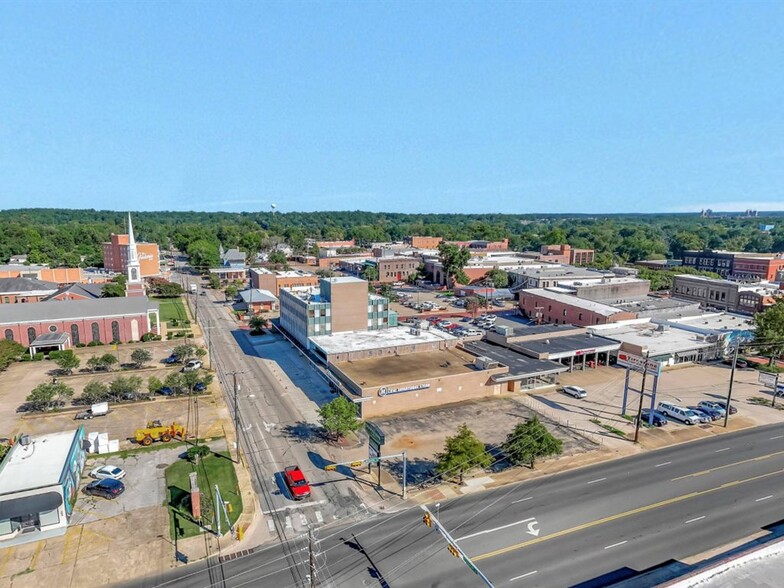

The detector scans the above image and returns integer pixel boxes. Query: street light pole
[723,344,739,428]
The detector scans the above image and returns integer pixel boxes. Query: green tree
[187,239,220,270]
[361,265,379,283]
[435,423,492,483]
[26,382,74,412]
[224,284,238,302]
[130,348,153,368]
[54,350,80,375]
[315,269,335,278]
[249,314,266,334]
[437,243,471,286]
[173,344,196,362]
[503,416,563,469]
[754,299,784,366]
[186,444,211,462]
[0,340,24,371]
[181,371,201,393]
[484,269,509,288]
[109,375,143,400]
[81,381,110,404]
[268,250,289,268]
[318,396,360,441]
[100,353,118,371]
[147,375,163,395]
[155,281,184,297]
[207,274,221,289]
[542,227,568,245]
[378,283,396,301]
[465,296,481,318]
[101,282,126,298]
[195,347,207,360]
[86,355,103,372]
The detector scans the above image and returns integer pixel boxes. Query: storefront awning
[0,492,62,519]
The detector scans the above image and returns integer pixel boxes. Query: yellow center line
[473,467,784,562]
[670,449,784,482]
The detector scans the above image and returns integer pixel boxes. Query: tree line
[1,208,783,268]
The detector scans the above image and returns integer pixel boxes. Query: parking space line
[268,520,275,533]
[285,516,292,529]
[604,540,627,550]
[684,516,705,525]
[299,513,308,527]
[315,511,324,524]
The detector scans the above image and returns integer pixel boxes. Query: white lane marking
[685,516,706,525]
[771,435,784,440]
[262,499,327,514]
[604,540,628,550]
[509,570,538,582]
[512,497,533,504]
[285,516,292,529]
[315,511,324,524]
[654,461,672,468]
[267,519,275,533]
[454,517,536,542]
[299,513,308,527]
[756,495,773,502]
[715,447,731,453]
[587,477,607,485]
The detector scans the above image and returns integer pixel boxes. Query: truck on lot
[134,420,187,446]
[190,283,197,294]
[75,402,110,420]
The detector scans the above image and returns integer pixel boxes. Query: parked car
[157,386,175,396]
[283,465,311,500]
[640,408,668,427]
[697,400,726,417]
[89,465,126,480]
[688,407,714,423]
[182,360,202,373]
[714,401,737,415]
[84,479,125,500]
[562,385,587,399]
[690,405,722,420]
[194,382,207,392]
[657,401,700,425]
[163,355,180,365]
[723,357,749,369]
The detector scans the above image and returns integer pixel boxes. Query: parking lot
[390,286,516,318]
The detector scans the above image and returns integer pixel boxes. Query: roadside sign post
[759,371,780,408]
[323,452,408,499]
[618,351,662,427]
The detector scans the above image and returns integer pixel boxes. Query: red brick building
[519,289,635,326]
[731,255,784,282]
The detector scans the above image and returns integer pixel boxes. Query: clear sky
[1,1,783,214]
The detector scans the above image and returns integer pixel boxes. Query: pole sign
[365,421,386,446]
[759,372,780,389]
[369,441,380,461]
[617,352,662,376]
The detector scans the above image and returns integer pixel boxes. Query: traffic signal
[422,512,432,527]
[447,543,460,558]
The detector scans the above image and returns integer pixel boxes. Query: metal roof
[462,341,567,378]
[0,277,60,294]
[30,332,70,345]
[0,297,158,325]
[516,333,620,359]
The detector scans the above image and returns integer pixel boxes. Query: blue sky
[1,1,782,214]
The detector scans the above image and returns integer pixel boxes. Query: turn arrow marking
[526,520,540,537]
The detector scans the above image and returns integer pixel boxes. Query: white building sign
[378,383,430,397]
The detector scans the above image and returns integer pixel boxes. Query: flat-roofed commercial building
[279,277,393,349]
[367,257,420,283]
[519,289,636,326]
[329,347,507,418]
[310,325,455,363]
[0,428,86,546]
[249,268,319,296]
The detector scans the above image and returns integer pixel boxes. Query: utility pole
[723,344,739,428]
[308,528,317,588]
[233,372,240,438]
[633,352,650,444]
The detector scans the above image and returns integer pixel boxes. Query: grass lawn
[165,451,243,540]
[156,297,188,323]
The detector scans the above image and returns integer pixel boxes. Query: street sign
[369,441,380,461]
[324,464,337,471]
[759,372,780,389]
[617,352,662,376]
[365,421,386,446]
[349,461,364,468]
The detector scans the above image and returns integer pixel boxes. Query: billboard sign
[616,352,662,376]
[365,421,386,446]
[759,372,780,389]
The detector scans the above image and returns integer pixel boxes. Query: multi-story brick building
[365,257,420,283]
[519,289,636,326]
[731,255,784,282]
[405,236,444,249]
[672,274,782,313]
[102,216,160,278]
[249,268,319,296]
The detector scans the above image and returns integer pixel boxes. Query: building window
[70,324,80,346]
[27,327,36,344]
[578,313,583,321]
[111,321,120,342]
[48,325,57,333]
[4,329,13,341]
[91,322,100,342]
[562,309,567,317]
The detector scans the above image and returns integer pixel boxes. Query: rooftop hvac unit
[410,327,421,336]
[474,356,500,370]
[18,434,31,446]
[495,325,512,336]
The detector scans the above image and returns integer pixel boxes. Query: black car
[163,355,180,365]
[640,409,667,427]
[84,478,125,499]
[715,401,738,415]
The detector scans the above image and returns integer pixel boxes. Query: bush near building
[435,423,492,484]
[0,340,24,371]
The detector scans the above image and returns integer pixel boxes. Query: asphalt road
[170,270,371,587]
[137,421,784,588]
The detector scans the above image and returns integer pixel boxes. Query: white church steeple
[125,213,146,297]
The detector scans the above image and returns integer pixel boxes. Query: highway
[137,421,784,588]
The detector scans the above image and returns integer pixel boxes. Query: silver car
[562,385,587,399]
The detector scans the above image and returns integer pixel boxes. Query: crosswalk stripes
[315,511,323,524]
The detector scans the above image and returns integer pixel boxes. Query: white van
[657,401,700,425]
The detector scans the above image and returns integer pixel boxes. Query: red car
[284,466,311,500]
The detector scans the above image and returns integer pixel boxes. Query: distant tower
[125,213,146,297]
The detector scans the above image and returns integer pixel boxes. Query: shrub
[87,341,103,347]
[33,352,44,361]
[76,343,87,348]
[140,332,161,342]
[186,445,211,462]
